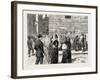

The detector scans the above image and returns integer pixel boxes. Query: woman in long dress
[62,37,72,63]
[50,34,59,64]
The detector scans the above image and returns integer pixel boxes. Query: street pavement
[23,50,88,69]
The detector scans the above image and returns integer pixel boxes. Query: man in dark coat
[27,36,34,57]
[74,35,79,51]
[34,34,44,64]
[81,34,86,51]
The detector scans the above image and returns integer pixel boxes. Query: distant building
[27,14,88,39]
[48,15,88,34]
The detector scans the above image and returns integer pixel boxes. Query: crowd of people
[27,33,88,64]
[73,34,88,51]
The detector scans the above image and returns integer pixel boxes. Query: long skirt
[62,49,72,63]
[51,48,58,64]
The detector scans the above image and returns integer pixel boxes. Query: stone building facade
[27,14,88,41]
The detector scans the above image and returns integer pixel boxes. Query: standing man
[74,35,79,51]
[27,36,34,57]
[34,34,44,64]
[81,34,85,51]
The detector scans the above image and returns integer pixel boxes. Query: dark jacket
[27,39,33,49]
[34,39,44,57]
